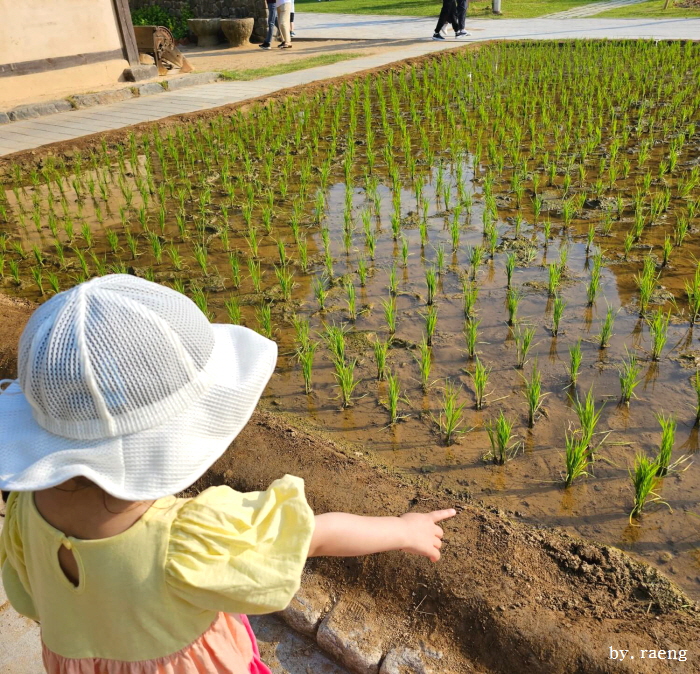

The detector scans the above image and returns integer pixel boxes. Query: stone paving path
[544,0,648,19]
[1,14,699,158]
[0,41,461,158]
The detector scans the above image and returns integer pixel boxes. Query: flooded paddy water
[1,40,700,600]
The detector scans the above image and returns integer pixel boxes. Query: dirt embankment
[3,301,699,673]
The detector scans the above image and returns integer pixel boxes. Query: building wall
[0,0,130,108]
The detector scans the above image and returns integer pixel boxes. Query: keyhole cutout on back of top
[58,541,80,587]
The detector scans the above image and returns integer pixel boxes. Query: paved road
[294,13,700,40]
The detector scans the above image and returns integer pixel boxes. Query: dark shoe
[259,42,271,49]
[432,33,445,40]
[455,30,471,37]
[278,42,287,48]
[281,43,292,48]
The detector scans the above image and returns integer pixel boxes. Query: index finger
[431,508,457,523]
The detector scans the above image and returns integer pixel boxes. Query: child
[0,275,455,674]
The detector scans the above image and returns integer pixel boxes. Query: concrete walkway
[544,0,648,19]
[294,12,700,40]
[1,14,699,157]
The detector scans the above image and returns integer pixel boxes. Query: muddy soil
[1,303,699,673]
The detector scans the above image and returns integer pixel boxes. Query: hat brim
[0,325,277,500]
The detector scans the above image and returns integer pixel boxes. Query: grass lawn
[592,0,700,17]
[218,52,366,81]
[295,0,596,18]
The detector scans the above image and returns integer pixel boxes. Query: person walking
[433,0,459,40]
[276,0,293,48]
[259,0,277,50]
[454,0,470,37]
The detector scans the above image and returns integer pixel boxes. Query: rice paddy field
[1,40,699,599]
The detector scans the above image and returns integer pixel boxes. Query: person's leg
[455,0,466,31]
[435,0,454,33]
[278,5,291,44]
[264,4,276,45]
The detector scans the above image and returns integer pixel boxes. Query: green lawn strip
[219,52,367,81]
[296,0,595,19]
[592,0,700,17]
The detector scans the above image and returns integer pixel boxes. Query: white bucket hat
[0,275,277,500]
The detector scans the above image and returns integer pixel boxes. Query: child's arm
[308,509,456,562]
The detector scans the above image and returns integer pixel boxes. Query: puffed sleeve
[0,493,39,621]
[165,475,315,615]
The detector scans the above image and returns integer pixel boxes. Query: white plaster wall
[0,0,124,63]
[0,0,130,108]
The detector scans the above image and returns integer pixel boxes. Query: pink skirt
[42,614,272,674]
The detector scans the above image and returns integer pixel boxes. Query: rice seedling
[385,369,408,424]
[635,256,658,315]
[314,276,328,311]
[248,259,263,293]
[462,316,480,358]
[228,253,241,288]
[469,356,491,410]
[274,264,294,302]
[470,245,484,281]
[373,338,390,381]
[225,296,241,325]
[255,303,273,339]
[297,341,318,394]
[647,307,670,361]
[388,263,398,296]
[323,323,348,364]
[193,243,208,276]
[586,265,601,306]
[425,266,437,305]
[31,266,44,295]
[573,387,603,451]
[568,339,582,385]
[382,296,397,335]
[8,259,20,286]
[334,358,360,408]
[563,428,591,486]
[462,278,478,319]
[597,303,616,348]
[674,216,689,247]
[505,253,516,288]
[693,369,700,423]
[435,243,446,275]
[424,305,438,346]
[484,411,519,464]
[655,412,676,477]
[191,285,213,321]
[522,361,546,427]
[548,263,562,297]
[47,272,60,295]
[514,325,535,369]
[415,337,432,391]
[434,380,467,446]
[616,347,641,405]
[629,453,668,522]
[506,288,521,326]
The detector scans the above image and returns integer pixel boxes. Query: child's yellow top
[0,475,315,662]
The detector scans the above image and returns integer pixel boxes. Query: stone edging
[0,72,222,125]
[278,577,448,674]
